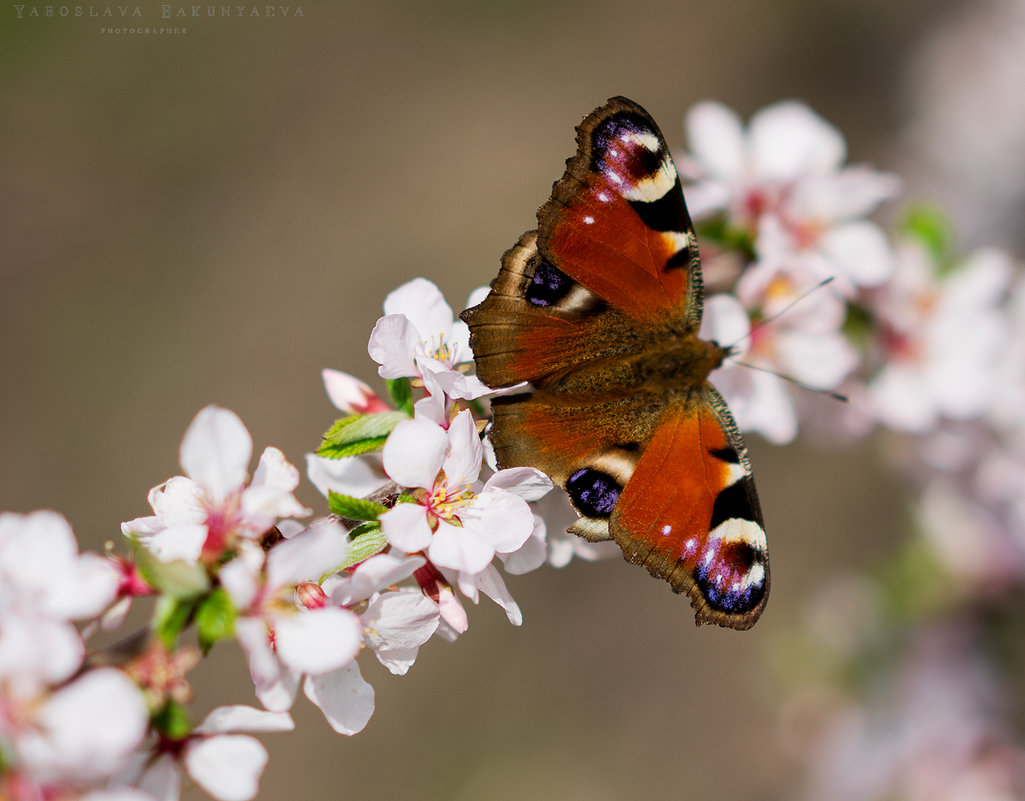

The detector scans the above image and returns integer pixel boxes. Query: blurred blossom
[917,477,1025,591]
[682,99,899,295]
[702,288,856,444]
[122,406,309,564]
[0,511,119,695]
[865,242,1014,432]
[121,705,293,801]
[796,626,1025,801]
[904,0,1025,244]
[7,668,149,787]
[305,451,389,503]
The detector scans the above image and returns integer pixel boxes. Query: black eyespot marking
[694,541,765,614]
[708,446,740,464]
[708,477,759,531]
[526,256,573,306]
[590,112,662,174]
[566,468,622,519]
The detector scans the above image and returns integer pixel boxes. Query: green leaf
[130,539,211,599]
[195,587,237,654]
[153,700,192,740]
[342,521,388,568]
[328,490,387,521]
[154,595,198,649]
[900,204,954,269]
[386,377,414,414]
[317,411,409,458]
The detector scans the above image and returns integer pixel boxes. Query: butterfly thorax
[633,332,729,395]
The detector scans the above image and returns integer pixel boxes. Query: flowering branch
[2,98,1024,801]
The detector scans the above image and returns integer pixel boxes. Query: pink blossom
[8,668,149,786]
[379,410,551,576]
[320,368,390,415]
[866,242,1013,432]
[701,282,857,444]
[122,705,293,801]
[0,511,120,695]
[122,406,309,564]
[367,278,491,400]
[683,100,899,294]
[297,553,440,735]
[222,520,362,713]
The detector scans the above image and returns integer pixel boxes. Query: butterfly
[460,97,768,629]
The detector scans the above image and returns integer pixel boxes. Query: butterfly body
[461,97,769,629]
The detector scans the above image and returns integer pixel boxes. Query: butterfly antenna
[724,277,836,351]
[719,277,848,402]
[729,358,849,402]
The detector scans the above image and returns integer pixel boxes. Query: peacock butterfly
[460,96,769,629]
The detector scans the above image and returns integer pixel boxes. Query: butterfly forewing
[539,96,703,326]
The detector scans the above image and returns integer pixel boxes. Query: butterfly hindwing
[611,390,769,629]
[461,97,770,629]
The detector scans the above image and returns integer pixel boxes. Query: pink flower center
[200,492,244,562]
[424,333,454,367]
[418,475,473,530]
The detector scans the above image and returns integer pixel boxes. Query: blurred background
[3,0,1023,799]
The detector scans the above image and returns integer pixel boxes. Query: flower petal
[46,552,120,620]
[700,293,751,356]
[382,418,447,490]
[265,519,351,589]
[146,476,205,526]
[380,502,434,554]
[326,552,424,607]
[304,661,375,736]
[235,617,299,712]
[180,406,252,503]
[136,752,180,801]
[498,515,548,575]
[482,466,553,502]
[195,705,294,735]
[144,524,208,564]
[441,410,483,486]
[468,564,523,626]
[428,521,495,575]
[382,278,454,341]
[685,100,746,180]
[367,314,422,379]
[186,735,268,801]
[818,221,895,289]
[274,607,361,676]
[321,369,389,415]
[16,668,148,783]
[305,453,387,500]
[749,100,846,179]
[362,591,439,675]
[462,490,535,554]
